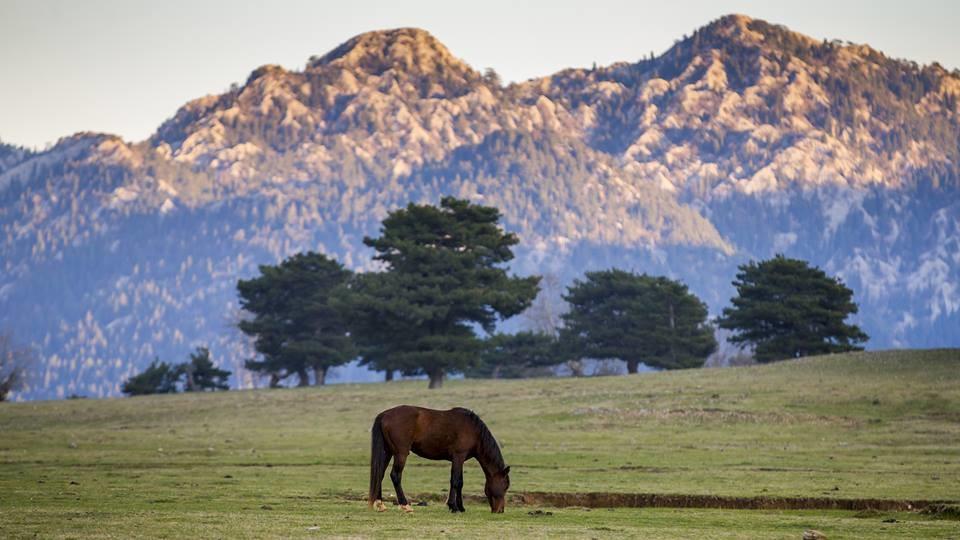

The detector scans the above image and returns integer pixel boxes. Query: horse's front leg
[447,454,466,513]
[390,452,414,513]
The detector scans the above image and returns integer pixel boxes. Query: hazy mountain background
[2,14,958,400]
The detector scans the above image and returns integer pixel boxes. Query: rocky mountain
[2,15,958,400]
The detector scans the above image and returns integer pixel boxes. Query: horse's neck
[476,452,497,479]
[474,441,503,478]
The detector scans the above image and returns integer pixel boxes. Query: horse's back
[377,405,478,459]
[379,405,471,422]
[379,404,422,421]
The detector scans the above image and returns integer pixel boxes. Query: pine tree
[121,359,179,396]
[340,197,540,388]
[560,270,717,372]
[237,252,355,386]
[718,255,868,362]
[180,347,231,391]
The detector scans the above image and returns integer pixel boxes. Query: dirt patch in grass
[921,504,960,520]
[366,491,957,512]
[511,491,957,511]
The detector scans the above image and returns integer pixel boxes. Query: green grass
[2,349,959,538]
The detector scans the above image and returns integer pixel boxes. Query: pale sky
[2,0,958,149]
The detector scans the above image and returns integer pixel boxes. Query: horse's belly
[411,443,450,461]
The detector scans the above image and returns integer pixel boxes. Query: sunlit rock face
[2,15,958,399]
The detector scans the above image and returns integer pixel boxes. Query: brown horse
[369,405,511,513]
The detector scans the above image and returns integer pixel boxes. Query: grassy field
[1,349,958,538]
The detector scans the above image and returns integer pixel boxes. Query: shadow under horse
[369,405,511,513]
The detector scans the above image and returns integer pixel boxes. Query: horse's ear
[503,466,511,475]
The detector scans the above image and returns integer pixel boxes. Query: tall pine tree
[718,255,868,362]
[237,252,355,386]
[561,270,717,372]
[340,197,540,388]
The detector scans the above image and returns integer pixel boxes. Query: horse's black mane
[455,407,506,473]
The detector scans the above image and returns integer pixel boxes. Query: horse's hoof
[373,500,388,512]
[400,504,414,513]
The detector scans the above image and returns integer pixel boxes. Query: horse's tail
[368,413,389,506]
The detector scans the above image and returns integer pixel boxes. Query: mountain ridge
[2,15,958,400]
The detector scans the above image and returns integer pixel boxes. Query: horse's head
[484,465,510,513]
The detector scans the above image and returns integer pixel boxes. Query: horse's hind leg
[372,455,390,511]
[369,414,391,512]
[390,452,414,513]
[447,454,466,513]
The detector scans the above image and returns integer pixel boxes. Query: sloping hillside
[1,350,958,537]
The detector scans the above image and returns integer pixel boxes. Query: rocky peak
[693,14,820,52]
[245,64,291,85]
[308,27,477,80]
[699,14,762,43]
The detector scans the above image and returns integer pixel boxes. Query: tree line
[231,197,868,390]
[117,196,867,394]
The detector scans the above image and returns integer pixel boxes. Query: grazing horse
[369,405,511,513]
